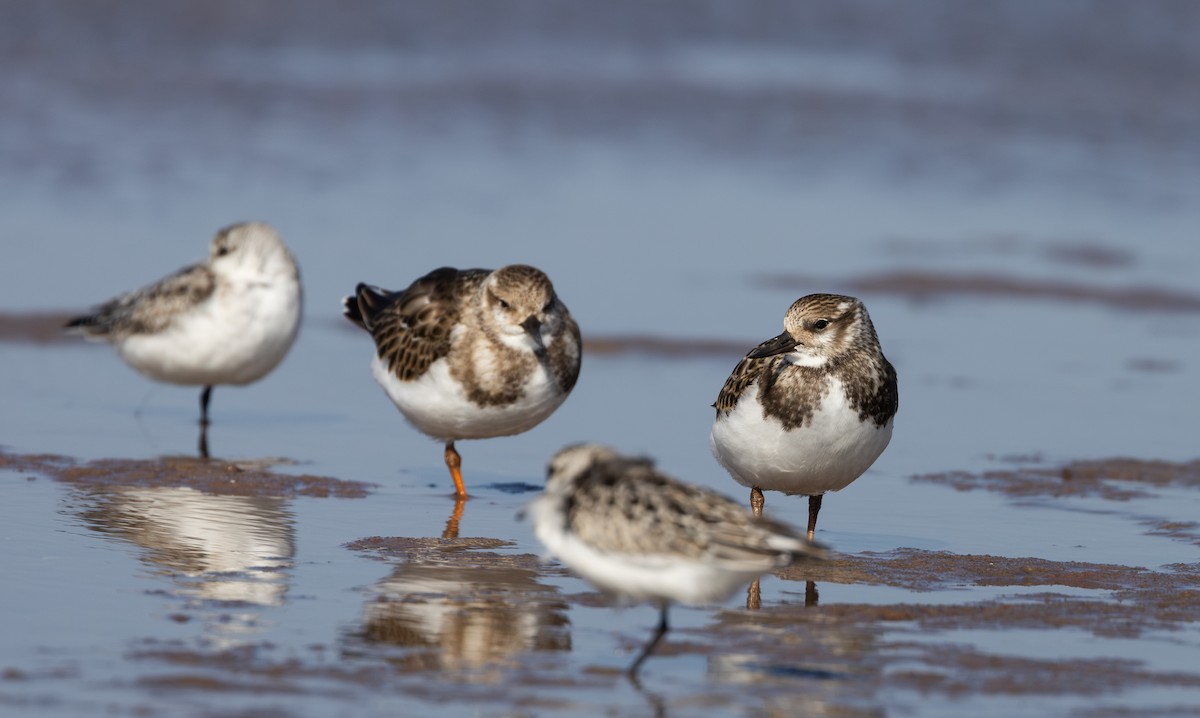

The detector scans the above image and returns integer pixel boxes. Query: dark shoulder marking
[548,313,582,393]
[838,351,898,426]
[757,361,830,431]
[714,356,763,414]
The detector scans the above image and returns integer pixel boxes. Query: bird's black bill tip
[521,315,544,340]
[747,331,797,359]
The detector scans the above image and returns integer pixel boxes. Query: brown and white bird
[343,265,581,498]
[710,294,898,538]
[528,443,827,677]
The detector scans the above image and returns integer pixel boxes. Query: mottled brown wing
[548,312,583,393]
[565,460,733,557]
[704,510,829,564]
[357,267,487,382]
[65,263,216,339]
[713,354,764,415]
[566,460,822,566]
[644,479,824,565]
[564,459,696,557]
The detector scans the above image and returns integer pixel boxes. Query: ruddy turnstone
[66,222,302,454]
[710,294,897,539]
[343,265,581,498]
[529,443,826,677]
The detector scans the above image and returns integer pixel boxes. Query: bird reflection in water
[344,560,570,682]
[72,484,295,640]
[442,496,467,539]
[747,578,820,610]
[706,620,874,716]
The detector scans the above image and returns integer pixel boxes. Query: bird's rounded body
[113,265,301,387]
[344,264,580,498]
[67,222,302,393]
[711,376,894,496]
[370,346,568,441]
[530,444,825,607]
[346,265,580,444]
[532,501,783,606]
[710,294,898,534]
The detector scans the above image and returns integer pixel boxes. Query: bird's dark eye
[216,245,230,257]
[813,319,830,330]
[497,298,510,310]
[542,300,554,313]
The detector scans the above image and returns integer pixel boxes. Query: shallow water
[2,2,1199,716]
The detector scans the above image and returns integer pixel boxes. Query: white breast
[710,378,893,495]
[528,494,764,606]
[371,355,567,442]
[116,276,302,387]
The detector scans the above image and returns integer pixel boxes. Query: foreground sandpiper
[529,443,826,677]
[343,264,581,499]
[66,221,302,455]
[710,293,898,538]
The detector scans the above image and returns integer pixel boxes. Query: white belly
[115,281,302,387]
[710,379,893,495]
[529,496,763,606]
[372,355,566,442]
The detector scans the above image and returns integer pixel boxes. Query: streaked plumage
[66,221,302,448]
[529,443,826,676]
[343,264,581,498]
[711,294,897,538]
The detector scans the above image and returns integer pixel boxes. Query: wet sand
[0,312,77,345]
[3,449,1196,715]
[0,451,373,499]
[757,270,1200,314]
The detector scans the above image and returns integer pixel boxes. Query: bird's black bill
[747,331,797,358]
[522,315,547,357]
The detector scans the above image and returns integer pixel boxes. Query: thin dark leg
[627,604,670,678]
[807,494,823,541]
[199,386,213,426]
[805,580,819,607]
[750,486,764,518]
[197,386,213,459]
[198,423,210,459]
[628,676,667,718]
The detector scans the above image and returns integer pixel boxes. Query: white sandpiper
[66,221,302,454]
[528,443,827,677]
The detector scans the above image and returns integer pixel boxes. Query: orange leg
[442,495,466,539]
[444,441,468,498]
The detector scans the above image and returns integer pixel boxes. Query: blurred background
[2,0,1196,472]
